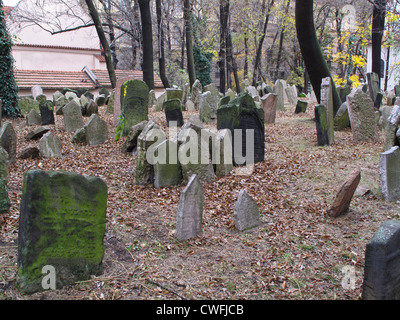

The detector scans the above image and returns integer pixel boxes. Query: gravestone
[19,146,40,160]
[135,121,166,185]
[285,85,298,105]
[315,105,330,146]
[106,92,115,114]
[65,91,78,101]
[185,100,196,112]
[63,100,84,133]
[0,147,8,183]
[155,91,167,112]
[84,114,108,146]
[215,129,233,177]
[26,109,42,126]
[72,128,87,144]
[86,100,98,117]
[175,174,204,241]
[261,93,277,124]
[347,89,378,142]
[121,120,148,154]
[120,79,149,136]
[182,83,191,105]
[362,220,400,300]
[386,90,396,106]
[148,89,156,109]
[380,146,400,202]
[17,170,107,294]
[0,178,10,214]
[273,79,286,110]
[234,190,260,231]
[164,99,184,127]
[191,80,203,109]
[217,93,265,165]
[153,139,182,188]
[0,121,17,164]
[395,84,400,97]
[18,97,40,115]
[383,105,400,151]
[25,126,51,141]
[320,77,335,144]
[39,132,62,158]
[334,102,350,131]
[327,169,361,217]
[177,123,216,184]
[339,85,352,103]
[39,101,55,125]
[31,85,43,99]
[246,86,259,100]
[295,100,308,114]
[367,72,380,103]
[199,91,217,123]
[166,88,183,102]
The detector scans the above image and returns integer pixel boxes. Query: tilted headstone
[155,91,167,112]
[25,126,51,141]
[261,93,277,124]
[153,139,182,188]
[380,146,400,202]
[72,128,87,144]
[191,80,203,109]
[383,105,400,151]
[121,120,148,154]
[120,79,149,136]
[38,132,62,158]
[285,85,298,105]
[217,93,265,165]
[334,102,350,131]
[19,146,40,160]
[362,220,400,300]
[175,174,204,241]
[185,100,196,112]
[367,72,380,103]
[135,121,166,185]
[26,109,42,126]
[164,99,184,127]
[106,91,115,114]
[0,121,17,164]
[39,101,55,125]
[234,190,260,231]
[295,100,308,114]
[199,91,217,123]
[63,100,84,133]
[347,89,378,142]
[84,114,108,146]
[65,91,78,101]
[315,104,330,146]
[17,170,107,294]
[86,100,99,117]
[320,77,334,144]
[0,146,8,184]
[182,83,191,105]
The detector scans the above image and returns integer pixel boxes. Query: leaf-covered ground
[1,100,398,300]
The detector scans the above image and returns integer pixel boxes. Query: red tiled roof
[13,43,102,52]
[15,69,164,91]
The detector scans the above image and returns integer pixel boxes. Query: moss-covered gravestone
[120,79,149,136]
[17,170,107,294]
[217,93,265,165]
[315,104,330,146]
[164,99,184,127]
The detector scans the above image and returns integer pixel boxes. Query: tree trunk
[252,0,275,86]
[275,0,290,81]
[372,0,386,88]
[219,0,229,94]
[85,0,116,88]
[138,0,154,90]
[184,0,196,87]
[295,0,341,114]
[100,0,118,69]
[384,45,390,92]
[156,0,170,88]
[226,26,240,94]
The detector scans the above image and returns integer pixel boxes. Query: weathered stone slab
[320,77,335,144]
[0,147,8,183]
[0,178,10,214]
[39,132,62,158]
[234,190,260,231]
[327,169,361,217]
[380,146,400,202]
[191,80,203,109]
[84,114,108,146]
[19,146,40,160]
[261,93,277,124]
[0,121,17,164]
[334,102,350,131]
[367,72,380,103]
[153,139,182,188]
[26,109,42,126]
[25,126,51,141]
[121,120,148,154]
[164,99,184,127]
[347,89,378,142]
[362,220,400,300]
[199,91,217,123]
[215,129,233,177]
[17,170,107,294]
[175,174,203,241]
[39,101,55,125]
[295,100,308,114]
[63,100,84,133]
[315,104,330,146]
[273,79,286,110]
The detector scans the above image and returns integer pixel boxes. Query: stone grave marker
[39,132,62,158]
[17,170,107,294]
[362,220,400,300]
[153,139,182,188]
[31,85,43,99]
[199,91,217,123]
[320,77,335,144]
[0,121,17,164]
[84,114,108,146]
[380,146,400,202]
[164,99,184,127]
[26,109,42,126]
[261,93,277,124]
[295,100,308,114]
[333,102,350,131]
[367,72,380,103]
[0,147,8,183]
[25,126,51,141]
[39,101,55,125]
[215,129,233,177]
[175,174,204,241]
[121,120,148,154]
[234,190,260,231]
[63,100,84,133]
[191,79,203,109]
[273,79,286,110]
[315,104,330,146]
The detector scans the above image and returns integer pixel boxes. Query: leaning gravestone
[217,93,265,165]
[285,85,298,106]
[333,102,350,131]
[191,79,203,109]
[315,105,330,146]
[175,174,204,241]
[25,126,51,141]
[347,89,378,142]
[17,170,107,294]
[383,105,400,151]
[234,190,260,231]
[84,114,108,146]
[261,93,278,124]
[120,79,149,136]
[164,99,184,127]
[199,91,217,123]
[153,139,182,188]
[39,101,55,125]
[121,120,148,154]
[0,147,8,184]
[63,100,84,133]
[362,220,400,300]
[0,121,17,164]
[380,146,400,202]
[367,72,380,103]
[26,109,42,126]
[295,100,308,114]
[135,121,166,185]
[38,132,62,158]
[320,77,334,144]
